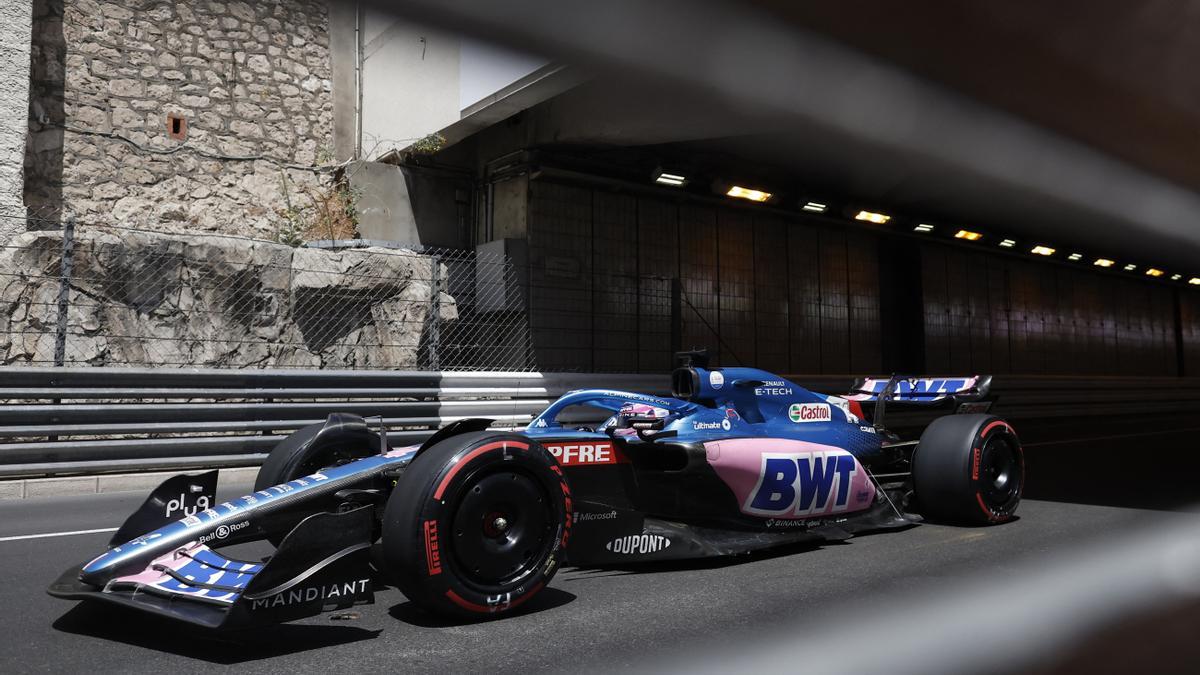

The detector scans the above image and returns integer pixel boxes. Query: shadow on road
[569,539,844,577]
[387,586,577,627]
[1022,426,1200,512]
[51,602,380,663]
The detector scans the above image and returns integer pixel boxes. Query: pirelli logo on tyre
[543,441,628,467]
[424,519,442,575]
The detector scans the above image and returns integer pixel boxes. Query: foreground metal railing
[2,368,1199,478]
[0,368,667,477]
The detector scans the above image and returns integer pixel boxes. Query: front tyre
[255,417,383,544]
[382,432,569,619]
[913,414,1023,524]
[255,416,383,492]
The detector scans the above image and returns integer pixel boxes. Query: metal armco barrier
[0,368,668,478]
[1,368,1199,478]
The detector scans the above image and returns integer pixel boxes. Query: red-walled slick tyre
[382,431,570,619]
[913,414,1023,524]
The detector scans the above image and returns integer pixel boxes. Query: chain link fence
[0,209,532,371]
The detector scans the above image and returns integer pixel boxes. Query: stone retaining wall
[0,228,458,368]
[0,0,32,241]
[24,0,335,238]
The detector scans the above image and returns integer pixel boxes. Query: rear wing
[846,375,991,403]
[846,376,993,431]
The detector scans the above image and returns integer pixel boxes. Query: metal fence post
[427,253,442,371]
[671,277,682,355]
[53,216,76,367]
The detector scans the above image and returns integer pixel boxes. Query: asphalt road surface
[1,429,1197,674]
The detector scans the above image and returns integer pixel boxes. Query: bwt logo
[866,378,971,396]
[746,451,859,516]
[545,442,623,466]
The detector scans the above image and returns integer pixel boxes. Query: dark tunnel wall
[921,243,1180,376]
[1180,292,1200,375]
[528,180,881,373]
[525,178,1199,376]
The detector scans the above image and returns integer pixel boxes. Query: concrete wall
[921,242,1181,376]
[458,38,546,111]
[524,178,883,374]
[330,7,547,161]
[503,174,1200,376]
[24,0,335,238]
[359,11,459,159]
[0,0,31,241]
[327,0,357,162]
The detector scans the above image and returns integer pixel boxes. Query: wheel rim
[979,436,1021,507]
[449,467,555,588]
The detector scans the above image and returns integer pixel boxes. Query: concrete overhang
[380,63,590,164]
[362,0,1200,271]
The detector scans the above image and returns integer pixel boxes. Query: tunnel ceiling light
[802,201,828,213]
[1031,245,1056,256]
[654,171,688,187]
[914,223,935,233]
[1094,258,1115,267]
[726,186,772,202]
[1067,253,1083,261]
[1172,274,1182,281]
[855,210,891,224]
[999,239,1016,248]
[954,229,982,241]
[1146,268,1165,277]
[1124,263,1137,271]
[1190,278,1200,286]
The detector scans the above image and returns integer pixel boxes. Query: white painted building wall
[0,0,31,241]
[360,10,461,158]
[459,38,548,112]
[357,9,546,159]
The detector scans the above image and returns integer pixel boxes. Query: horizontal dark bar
[0,387,546,400]
[0,430,439,465]
[0,454,271,479]
[0,414,536,439]
[0,368,669,397]
[0,399,549,426]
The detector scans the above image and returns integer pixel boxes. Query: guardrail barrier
[1,368,1197,477]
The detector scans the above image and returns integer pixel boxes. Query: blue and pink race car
[50,352,1023,625]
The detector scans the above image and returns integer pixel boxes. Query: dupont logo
[544,441,626,466]
[606,533,671,555]
[788,403,831,423]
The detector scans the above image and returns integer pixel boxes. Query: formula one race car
[49,352,1023,627]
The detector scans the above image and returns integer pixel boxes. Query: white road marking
[0,527,118,543]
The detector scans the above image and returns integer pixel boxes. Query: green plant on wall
[274,172,307,247]
[273,170,361,246]
[410,133,446,155]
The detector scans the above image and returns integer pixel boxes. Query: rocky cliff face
[23,0,335,238]
[0,228,457,368]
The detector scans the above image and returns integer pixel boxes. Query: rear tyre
[913,414,1023,524]
[382,431,569,619]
